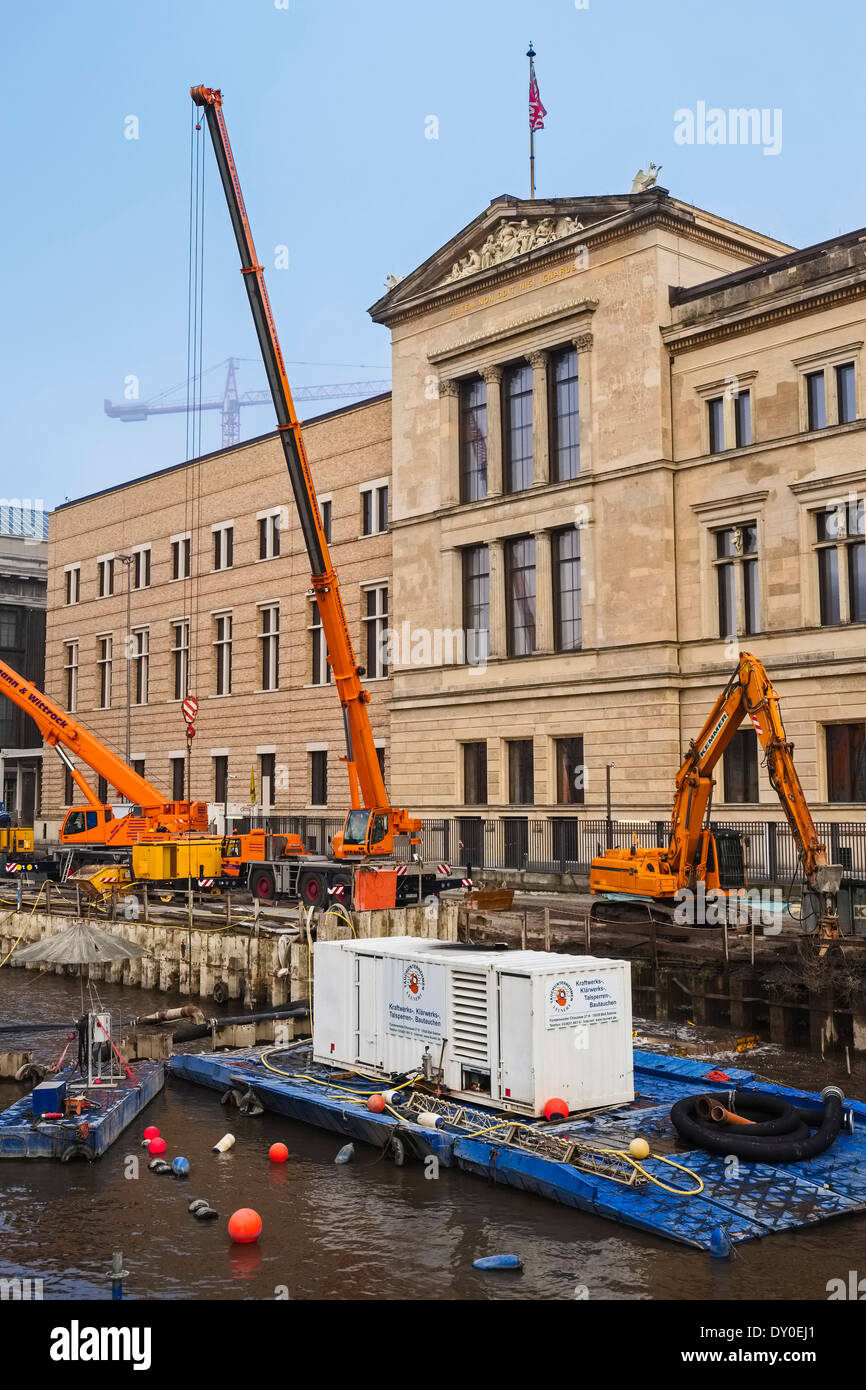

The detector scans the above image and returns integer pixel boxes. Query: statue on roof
[631,163,662,193]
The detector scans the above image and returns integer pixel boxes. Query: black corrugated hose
[670,1085,845,1163]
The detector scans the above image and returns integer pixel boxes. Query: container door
[498,973,533,1105]
[354,954,379,1066]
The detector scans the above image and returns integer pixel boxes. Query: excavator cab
[333,809,393,859]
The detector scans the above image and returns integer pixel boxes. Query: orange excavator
[0,657,208,851]
[191,85,420,861]
[590,652,842,932]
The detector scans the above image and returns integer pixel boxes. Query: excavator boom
[590,653,841,928]
[191,85,420,856]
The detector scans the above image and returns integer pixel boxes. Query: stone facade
[41,396,392,831]
[369,190,866,823]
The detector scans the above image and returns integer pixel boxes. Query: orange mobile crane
[0,657,209,856]
[191,85,420,863]
[590,652,842,933]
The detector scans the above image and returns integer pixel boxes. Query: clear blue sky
[3,0,865,509]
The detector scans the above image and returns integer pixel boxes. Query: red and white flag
[529,67,547,132]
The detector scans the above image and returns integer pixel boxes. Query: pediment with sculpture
[441,213,584,285]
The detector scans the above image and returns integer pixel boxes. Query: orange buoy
[269,1143,289,1163]
[228,1208,262,1244]
[143,1125,160,1141]
[543,1097,568,1121]
[367,1093,386,1113]
[148,1136,167,1155]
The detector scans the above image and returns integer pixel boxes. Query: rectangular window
[97,775,108,803]
[171,535,191,581]
[97,634,112,709]
[97,555,114,597]
[258,511,281,560]
[806,371,826,430]
[837,362,856,424]
[462,546,489,663]
[508,739,534,805]
[361,483,388,536]
[816,502,865,626]
[503,363,533,493]
[463,741,488,805]
[363,586,389,679]
[555,736,585,805]
[171,620,189,702]
[214,614,232,696]
[375,745,386,778]
[260,752,276,808]
[309,600,331,686]
[707,397,725,453]
[505,535,536,657]
[131,628,149,705]
[260,604,280,691]
[321,499,332,544]
[310,750,328,806]
[734,390,752,447]
[64,767,74,804]
[131,759,145,781]
[212,524,234,571]
[553,527,581,651]
[723,729,759,803]
[132,546,151,590]
[549,347,580,482]
[64,565,80,606]
[213,755,228,804]
[826,723,866,802]
[64,641,78,712]
[459,377,487,503]
[171,756,186,802]
[715,524,759,639]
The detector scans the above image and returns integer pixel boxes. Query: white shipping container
[313,937,633,1116]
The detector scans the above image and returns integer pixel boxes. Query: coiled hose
[671,1085,844,1164]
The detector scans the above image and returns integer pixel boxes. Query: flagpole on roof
[527,42,536,199]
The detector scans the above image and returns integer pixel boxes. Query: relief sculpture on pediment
[442,212,584,285]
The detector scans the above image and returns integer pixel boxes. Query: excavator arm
[667,652,834,893]
[191,85,420,858]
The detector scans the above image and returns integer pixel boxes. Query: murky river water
[1,969,864,1301]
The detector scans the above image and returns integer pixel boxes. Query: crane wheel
[251,872,275,903]
[299,872,326,906]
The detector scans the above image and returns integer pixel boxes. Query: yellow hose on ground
[0,882,47,970]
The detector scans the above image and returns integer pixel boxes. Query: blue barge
[168,1045,866,1252]
[0,1061,165,1160]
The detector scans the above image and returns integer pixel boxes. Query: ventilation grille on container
[450,970,489,1064]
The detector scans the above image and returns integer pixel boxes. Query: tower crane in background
[104,357,391,449]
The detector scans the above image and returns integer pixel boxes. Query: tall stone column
[438,377,460,507]
[482,365,503,498]
[529,350,549,486]
[574,333,593,474]
[534,530,553,653]
[488,538,506,659]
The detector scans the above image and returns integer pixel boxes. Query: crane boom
[191,85,419,857]
[0,657,208,844]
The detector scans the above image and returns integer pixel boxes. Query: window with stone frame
[458,377,487,503]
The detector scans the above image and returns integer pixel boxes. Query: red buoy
[544,1097,569,1121]
[143,1126,160,1141]
[367,1093,386,1113]
[148,1136,167,1155]
[269,1143,289,1163]
[228,1208,262,1244]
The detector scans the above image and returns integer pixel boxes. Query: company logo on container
[402,963,426,1001]
[550,980,574,1012]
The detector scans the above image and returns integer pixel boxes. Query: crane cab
[60,806,128,844]
[333,809,393,859]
